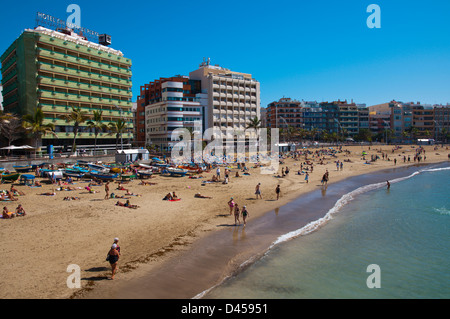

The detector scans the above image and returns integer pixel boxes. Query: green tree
[86,110,106,153]
[108,118,128,150]
[401,130,410,143]
[22,108,57,157]
[246,116,262,130]
[354,128,373,142]
[0,113,24,150]
[62,106,89,154]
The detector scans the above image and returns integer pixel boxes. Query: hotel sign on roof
[35,12,100,43]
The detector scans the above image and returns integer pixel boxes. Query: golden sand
[0,144,448,298]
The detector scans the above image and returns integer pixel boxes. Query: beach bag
[106,253,110,262]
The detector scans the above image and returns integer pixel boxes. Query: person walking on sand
[107,243,120,280]
[228,197,235,215]
[255,183,262,199]
[216,167,221,180]
[276,185,281,200]
[234,203,241,225]
[113,237,121,255]
[305,172,309,184]
[104,182,110,200]
[242,205,249,226]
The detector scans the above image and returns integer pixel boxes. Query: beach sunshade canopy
[1,145,35,150]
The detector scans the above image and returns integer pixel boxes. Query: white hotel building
[144,60,261,151]
[145,79,203,150]
[189,60,261,137]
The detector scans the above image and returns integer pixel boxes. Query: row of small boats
[1,158,207,183]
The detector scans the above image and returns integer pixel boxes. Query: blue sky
[1,0,449,107]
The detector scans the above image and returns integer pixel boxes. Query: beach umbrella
[1,145,21,150]
[0,145,35,150]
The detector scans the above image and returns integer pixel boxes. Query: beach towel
[168,199,181,202]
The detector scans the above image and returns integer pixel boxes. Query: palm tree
[246,116,262,139]
[296,128,308,144]
[62,106,89,154]
[441,128,448,143]
[401,130,410,143]
[309,127,319,142]
[22,108,57,158]
[86,110,106,154]
[246,116,261,130]
[108,118,128,150]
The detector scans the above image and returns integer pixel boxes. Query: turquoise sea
[204,165,450,299]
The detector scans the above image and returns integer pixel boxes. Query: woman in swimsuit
[234,203,241,226]
[242,205,249,226]
[228,198,235,216]
[107,244,120,280]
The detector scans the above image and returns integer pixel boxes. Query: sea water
[205,166,450,299]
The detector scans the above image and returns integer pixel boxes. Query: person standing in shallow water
[234,203,241,225]
[242,205,249,226]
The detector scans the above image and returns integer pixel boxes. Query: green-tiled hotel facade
[0,27,133,148]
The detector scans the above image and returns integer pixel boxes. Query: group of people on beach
[2,204,26,219]
[227,197,250,226]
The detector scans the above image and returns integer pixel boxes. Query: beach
[0,144,448,299]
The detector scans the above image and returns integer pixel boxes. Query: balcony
[38,76,132,98]
[39,89,132,108]
[38,62,132,87]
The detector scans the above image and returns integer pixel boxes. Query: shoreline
[75,161,449,299]
[0,144,448,299]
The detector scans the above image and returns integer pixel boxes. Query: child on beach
[104,182,110,200]
[276,185,281,200]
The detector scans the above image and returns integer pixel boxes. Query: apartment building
[433,105,450,138]
[136,76,203,151]
[336,100,360,137]
[411,103,435,138]
[266,98,302,129]
[266,98,368,136]
[0,85,3,111]
[357,105,370,131]
[0,26,133,148]
[189,59,260,137]
[369,101,437,140]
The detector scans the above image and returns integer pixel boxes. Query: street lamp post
[334,118,343,145]
[280,116,288,143]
